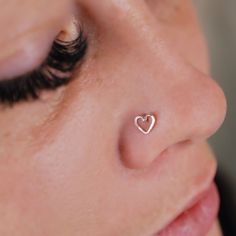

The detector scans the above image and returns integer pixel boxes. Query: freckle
[92,51,100,60]
[173,4,181,12]
[2,131,10,139]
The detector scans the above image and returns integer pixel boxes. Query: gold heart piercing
[134,114,156,135]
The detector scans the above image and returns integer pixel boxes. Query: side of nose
[115,0,228,167]
[119,62,227,169]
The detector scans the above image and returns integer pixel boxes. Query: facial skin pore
[0,0,226,235]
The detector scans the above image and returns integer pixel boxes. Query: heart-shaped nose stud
[134,114,156,135]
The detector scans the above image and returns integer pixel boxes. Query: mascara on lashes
[0,30,87,106]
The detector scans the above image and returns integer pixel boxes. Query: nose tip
[167,73,227,147]
[189,76,227,142]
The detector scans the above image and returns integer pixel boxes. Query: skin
[0,0,227,235]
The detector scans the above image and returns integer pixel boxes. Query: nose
[116,9,227,170]
[120,62,227,168]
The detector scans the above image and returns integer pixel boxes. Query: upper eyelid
[0,13,78,81]
[0,30,88,105]
[0,17,86,81]
[0,31,57,81]
[0,0,73,58]
[0,30,87,82]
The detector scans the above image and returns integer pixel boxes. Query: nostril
[177,139,193,147]
[164,139,193,157]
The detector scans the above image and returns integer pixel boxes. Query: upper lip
[153,180,216,236]
[183,182,213,211]
[151,143,218,235]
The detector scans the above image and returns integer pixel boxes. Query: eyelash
[0,29,87,106]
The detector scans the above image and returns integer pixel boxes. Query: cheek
[0,83,216,235]
[0,87,66,157]
[1,142,214,236]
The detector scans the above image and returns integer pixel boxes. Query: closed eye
[0,28,87,106]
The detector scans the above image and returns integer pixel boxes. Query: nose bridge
[82,0,164,47]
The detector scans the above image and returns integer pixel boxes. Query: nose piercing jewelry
[134,114,156,135]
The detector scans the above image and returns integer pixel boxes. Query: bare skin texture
[0,0,226,235]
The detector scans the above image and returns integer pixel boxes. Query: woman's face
[0,0,226,235]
